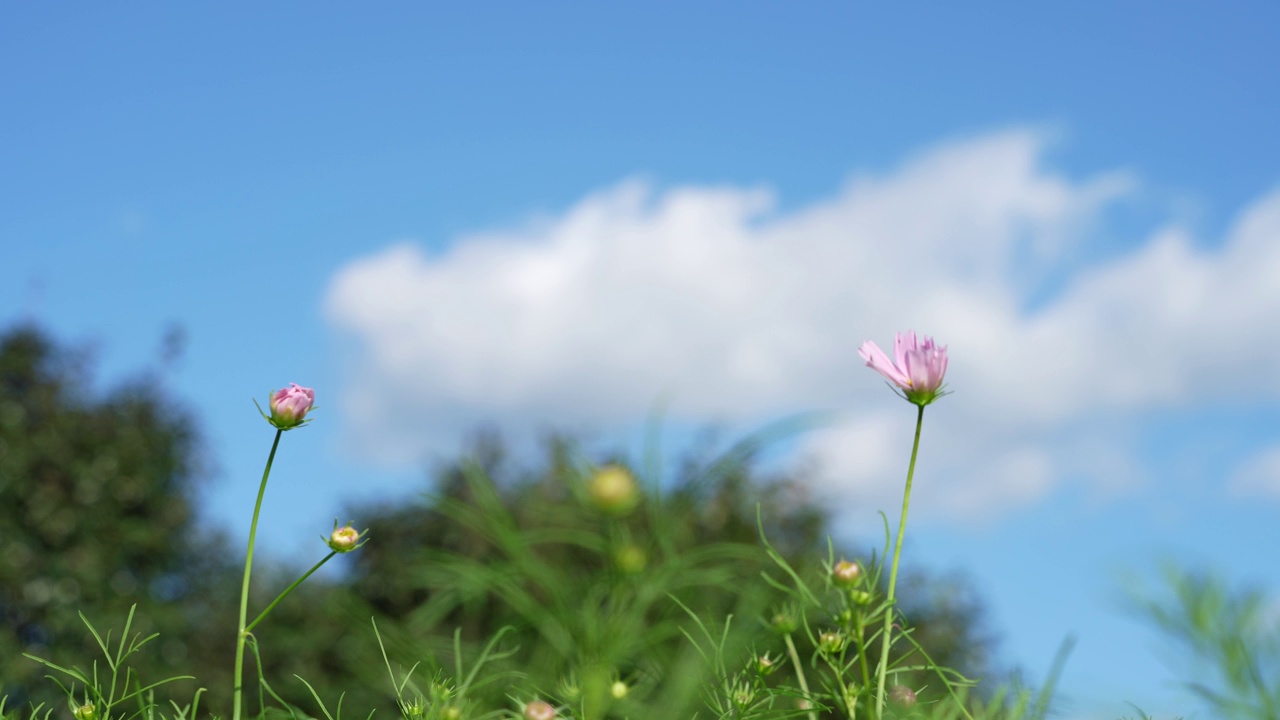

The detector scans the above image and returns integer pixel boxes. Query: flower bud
[850,589,873,606]
[754,653,778,676]
[523,700,556,720]
[326,521,366,553]
[260,383,315,430]
[818,630,845,655]
[399,698,427,720]
[613,544,647,574]
[73,705,95,720]
[586,465,639,516]
[841,687,860,713]
[832,559,862,587]
[557,674,581,701]
[889,685,917,708]
[770,609,798,634]
[610,680,629,700]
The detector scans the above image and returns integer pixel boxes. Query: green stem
[233,429,282,720]
[855,609,872,702]
[784,633,818,720]
[874,404,925,719]
[245,551,337,633]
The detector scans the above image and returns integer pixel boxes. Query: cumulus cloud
[324,127,1280,525]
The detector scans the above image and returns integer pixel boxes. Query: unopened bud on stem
[587,465,639,516]
[523,700,556,720]
[326,520,366,553]
[889,685,917,708]
[832,559,862,587]
[257,383,316,430]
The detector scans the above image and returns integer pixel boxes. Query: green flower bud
[399,698,427,720]
[325,517,366,550]
[770,610,798,634]
[557,674,581,701]
[586,465,640,516]
[818,630,845,655]
[841,686,861,713]
[73,705,95,720]
[730,680,756,710]
[613,544,647,574]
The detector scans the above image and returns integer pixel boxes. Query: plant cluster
[6,325,1234,720]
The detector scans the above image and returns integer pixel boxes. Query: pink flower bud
[523,700,556,720]
[832,559,862,587]
[889,685,918,708]
[263,383,315,430]
[858,331,948,407]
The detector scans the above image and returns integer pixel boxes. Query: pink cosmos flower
[858,331,948,406]
[265,383,315,429]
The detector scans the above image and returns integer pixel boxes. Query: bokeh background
[4,4,1279,718]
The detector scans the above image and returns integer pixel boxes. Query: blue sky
[4,3,1279,718]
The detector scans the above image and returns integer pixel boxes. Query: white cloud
[1232,446,1280,500]
[324,127,1280,524]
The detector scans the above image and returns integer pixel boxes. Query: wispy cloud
[1232,445,1280,500]
[323,127,1280,524]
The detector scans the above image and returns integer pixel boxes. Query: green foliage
[0,326,231,708]
[1,324,1001,720]
[22,605,200,720]
[374,620,517,720]
[339,432,829,718]
[340,431,997,719]
[1128,563,1278,719]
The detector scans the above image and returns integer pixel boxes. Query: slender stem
[233,429,282,720]
[245,551,337,633]
[874,405,925,719]
[855,610,872,700]
[784,633,818,720]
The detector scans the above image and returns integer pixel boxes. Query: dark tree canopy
[0,325,229,704]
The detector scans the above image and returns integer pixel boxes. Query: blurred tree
[337,429,999,718]
[0,324,233,707]
[0,324,399,718]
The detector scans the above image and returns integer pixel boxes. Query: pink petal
[893,330,921,371]
[859,340,910,388]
